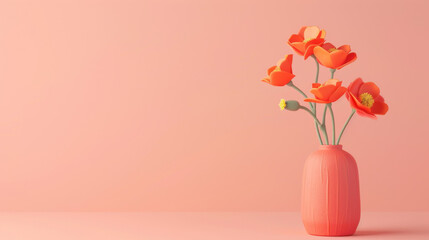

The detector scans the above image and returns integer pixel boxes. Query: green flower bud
[279,99,300,111]
[285,100,300,111]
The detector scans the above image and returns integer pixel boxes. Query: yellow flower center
[359,92,375,108]
[328,48,337,53]
[303,38,314,43]
[279,99,287,110]
[273,66,281,72]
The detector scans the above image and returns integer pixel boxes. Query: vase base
[306,231,356,237]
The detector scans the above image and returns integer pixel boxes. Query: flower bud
[285,100,300,111]
[279,99,300,111]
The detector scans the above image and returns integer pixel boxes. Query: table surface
[0,212,428,239]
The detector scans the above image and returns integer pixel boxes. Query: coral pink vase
[301,145,360,236]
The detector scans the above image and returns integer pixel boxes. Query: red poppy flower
[304,79,347,103]
[262,54,295,86]
[346,78,389,119]
[313,43,357,70]
[288,26,326,59]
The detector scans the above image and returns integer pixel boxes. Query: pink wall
[0,0,428,211]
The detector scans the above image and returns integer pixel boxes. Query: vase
[301,145,360,236]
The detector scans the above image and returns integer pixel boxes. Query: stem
[312,55,320,83]
[288,82,314,110]
[336,109,356,145]
[313,104,323,145]
[328,103,335,145]
[289,81,323,145]
[321,104,329,144]
[311,55,323,144]
[330,68,336,79]
[299,106,322,126]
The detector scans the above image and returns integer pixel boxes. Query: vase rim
[319,144,343,150]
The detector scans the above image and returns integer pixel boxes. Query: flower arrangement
[262,26,389,145]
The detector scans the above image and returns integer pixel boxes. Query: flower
[279,99,287,110]
[304,79,347,103]
[262,54,295,86]
[313,43,357,69]
[279,99,300,111]
[288,26,326,59]
[346,78,389,119]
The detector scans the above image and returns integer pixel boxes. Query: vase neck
[319,145,343,150]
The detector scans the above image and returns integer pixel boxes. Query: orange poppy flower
[261,54,295,86]
[346,78,389,119]
[304,79,347,104]
[288,26,326,59]
[313,43,357,69]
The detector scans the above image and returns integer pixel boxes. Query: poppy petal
[347,92,359,108]
[336,52,357,70]
[267,66,276,75]
[374,94,385,103]
[278,55,293,73]
[303,49,314,59]
[348,78,363,96]
[358,82,380,99]
[314,46,334,68]
[303,26,321,39]
[330,50,348,69]
[304,38,324,48]
[303,38,325,59]
[288,34,304,43]
[328,86,347,102]
[338,45,351,54]
[303,44,320,59]
[335,81,342,87]
[298,26,307,38]
[325,79,340,86]
[261,77,271,83]
[317,29,326,39]
[317,85,337,100]
[312,83,321,88]
[356,108,377,119]
[290,42,305,55]
[289,44,304,56]
[321,42,336,50]
[269,71,295,86]
[371,101,389,115]
[310,88,324,100]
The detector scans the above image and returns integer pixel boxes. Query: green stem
[330,68,336,79]
[299,106,322,126]
[289,81,323,145]
[321,104,329,144]
[313,104,323,145]
[336,109,356,145]
[311,55,323,145]
[312,55,320,83]
[288,82,313,110]
[328,103,335,145]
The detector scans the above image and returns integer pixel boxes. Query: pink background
[0,0,428,211]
